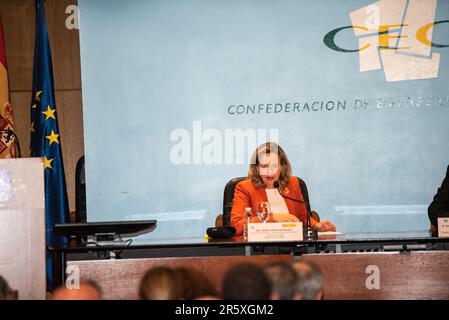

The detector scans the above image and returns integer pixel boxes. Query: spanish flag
[0,16,17,158]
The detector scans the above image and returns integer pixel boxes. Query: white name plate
[248,222,303,242]
[438,218,449,238]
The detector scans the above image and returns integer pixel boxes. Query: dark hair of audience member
[139,266,181,300]
[222,263,272,300]
[264,261,299,300]
[292,260,324,300]
[175,267,218,300]
[0,275,18,300]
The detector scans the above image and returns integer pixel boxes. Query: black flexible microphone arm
[274,180,317,240]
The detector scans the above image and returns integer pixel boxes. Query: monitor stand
[85,233,132,247]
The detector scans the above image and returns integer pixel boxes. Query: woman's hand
[314,220,336,232]
[272,213,300,222]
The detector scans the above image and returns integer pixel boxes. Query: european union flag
[30,0,69,291]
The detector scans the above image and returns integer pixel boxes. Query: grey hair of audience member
[292,261,324,300]
[263,261,299,300]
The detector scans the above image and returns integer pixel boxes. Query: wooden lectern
[0,158,45,299]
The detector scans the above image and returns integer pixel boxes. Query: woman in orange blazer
[231,142,336,236]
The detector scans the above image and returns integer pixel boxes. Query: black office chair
[222,177,247,226]
[75,156,87,223]
[221,176,317,226]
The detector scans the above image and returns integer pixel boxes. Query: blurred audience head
[264,261,299,300]
[52,280,102,300]
[292,260,324,300]
[175,267,218,300]
[0,275,18,300]
[222,263,271,300]
[139,266,181,300]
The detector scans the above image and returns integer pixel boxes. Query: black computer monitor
[53,220,157,238]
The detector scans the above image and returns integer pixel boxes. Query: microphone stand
[303,212,317,241]
[275,181,317,241]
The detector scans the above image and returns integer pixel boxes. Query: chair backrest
[222,177,246,226]
[222,176,312,226]
[75,156,87,223]
[296,177,312,214]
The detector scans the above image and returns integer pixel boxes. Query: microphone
[275,180,317,240]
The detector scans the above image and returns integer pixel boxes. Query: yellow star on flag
[42,105,56,120]
[46,130,60,145]
[32,104,37,109]
[43,156,54,170]
[35,90,42,101]
[30,122,36,133]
